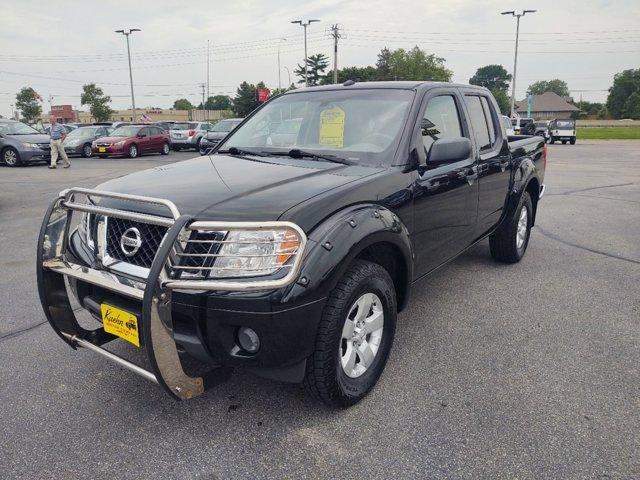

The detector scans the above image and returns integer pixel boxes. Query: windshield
[66,127,99,139]
[211,120,241,132]
[172,122,197,131]
[221,89,415,165]
[110,126,142,137]
[556,120,575,128]
[0,121,40,135]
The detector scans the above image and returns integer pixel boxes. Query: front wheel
[570,137,576,145]
[489,192,533,263]
[2,147,21,167]
[128,144,138,158]
[303,260,397,407]
[161,143,170,155]
[82,144,92,158]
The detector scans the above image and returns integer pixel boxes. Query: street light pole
[291,19,319,87]
[284,66,291,86]
[277,38,286,91]
[115,28,141,122]
[501,10,536,117]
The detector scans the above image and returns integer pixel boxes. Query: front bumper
[93,144,125,156]
[20,148,51,163]
[37,188,310,400]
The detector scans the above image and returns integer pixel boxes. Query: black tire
[82,144,92,158]
[2,147,21,167]
[561,140,567,145]
[195,138,202,151]
[569,137,576,145]
[489,191,533,263]
[128,144,138,158]
[303,260,397,407]
[161,143,170,155]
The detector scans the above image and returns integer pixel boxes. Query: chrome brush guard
[36,187,306,400]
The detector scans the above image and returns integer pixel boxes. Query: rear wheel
[128,144,138,158]
[2,147,21,167]
[569,137,576,145]
[489,191,533,263]
[82,144,92,158]
[161,143,170,155]
[303,260,396,407]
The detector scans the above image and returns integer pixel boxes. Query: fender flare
[281,204,413,312]
[503,158,542,227]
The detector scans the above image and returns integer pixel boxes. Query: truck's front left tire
[489,191,533,263]
[303,260,397,407]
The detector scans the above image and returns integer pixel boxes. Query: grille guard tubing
[36,188,307,400]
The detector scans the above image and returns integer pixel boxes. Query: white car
[170,121,214,151]
[502,115,515,136]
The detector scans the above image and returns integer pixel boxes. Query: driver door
[412,89,479,277]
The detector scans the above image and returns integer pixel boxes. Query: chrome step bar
[36,187,305,400]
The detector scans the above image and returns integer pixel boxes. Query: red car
[92,124,170,158]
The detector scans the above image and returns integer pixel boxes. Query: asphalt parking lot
[1,142,638,479]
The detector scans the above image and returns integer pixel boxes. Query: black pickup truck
[37,81,546,406]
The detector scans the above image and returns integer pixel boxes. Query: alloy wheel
[516,207,528,249]
[4,149,17,166]
[340,292,385,378]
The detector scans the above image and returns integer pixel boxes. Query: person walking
[48,116,70,169]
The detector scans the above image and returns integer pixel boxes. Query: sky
[1,0,639,117]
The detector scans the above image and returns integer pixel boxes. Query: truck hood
[96,154,383,225]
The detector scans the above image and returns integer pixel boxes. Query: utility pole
[284,66,291,87]
[291,19,320,86]
[501,10,536,117]
[115,28,141,122]
[277,38,286,91]
[206,40,210,121]
[199,83,206,117]
[330,24,341,84]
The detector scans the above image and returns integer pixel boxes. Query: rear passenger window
[480,97,496,145]
[464,95,493,150]
[421,95,463,155]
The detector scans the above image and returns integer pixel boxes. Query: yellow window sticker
[319,106,345,148]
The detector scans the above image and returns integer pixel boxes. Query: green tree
[15,87,42,122]
[375,48,393,80]
[80,84,113,121]
[492,89,511,116]
[203,95,232,110]
[469,65,511,93]
[294,53,329,86]
[623,92,640,119]
[232,81,266,117]
[321,66,378,85]
[374,46,452,82]
[173,98,194,110]
[606,68,640,119]
[527,79,570,97]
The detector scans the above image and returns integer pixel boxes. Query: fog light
[237,327,260,353]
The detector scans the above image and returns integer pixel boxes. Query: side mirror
[426,137,472,165]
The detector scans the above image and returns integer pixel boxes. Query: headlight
[208,228,301,278]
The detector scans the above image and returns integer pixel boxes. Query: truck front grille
[105,218,168,268]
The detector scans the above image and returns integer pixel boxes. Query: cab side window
[421,95,463,155]
[464,95,496,151]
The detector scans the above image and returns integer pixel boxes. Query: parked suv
[63,125,112,158]
[93,124,170,158]
[170,122,212,151]
[0,119,51,167]
[199,118,243,154]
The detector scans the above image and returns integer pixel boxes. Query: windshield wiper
[217,146,266,157]
[265,148,354,165]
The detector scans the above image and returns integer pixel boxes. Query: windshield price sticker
[319,107,346,148]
